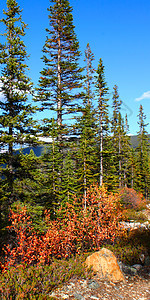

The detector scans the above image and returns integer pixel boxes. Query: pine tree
[135,105,150,198]
[37,0,84,142]
[111,85,131,189]
[123,114,131,187]
[95,58,109,187]
[111,85,122,188]
[74,104,98,204]
[14,150,47,204]
[35,0,84,204]
[128,147,137,189]
[40,118,63,207]
[61,148,78,204]
[84,43,95,105]
[73,44,98,206]
[0,0,36,207]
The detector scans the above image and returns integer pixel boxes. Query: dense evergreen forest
[0,0,150,232]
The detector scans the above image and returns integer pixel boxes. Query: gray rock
[121,264,137,275]
[74,293,85,300]
[88,279,100,289]
[139,254,150,266]
[132,264,143,272]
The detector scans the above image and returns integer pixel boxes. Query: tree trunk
[119,132,121,188]
[100,111,103,187]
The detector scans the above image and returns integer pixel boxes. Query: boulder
[85,248,125,282]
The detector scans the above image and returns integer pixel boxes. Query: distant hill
[22,145,47,157]
[129,134,150,149]
[21,134,150,156]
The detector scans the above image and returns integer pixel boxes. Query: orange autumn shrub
[1,185,124,271]
[2,206,41,270]
[119,187,146,210]
[76,185,124,252]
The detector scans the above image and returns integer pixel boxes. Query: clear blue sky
[0,0,150,135]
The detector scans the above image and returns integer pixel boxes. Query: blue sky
[0,0,150,135]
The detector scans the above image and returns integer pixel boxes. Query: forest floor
[49,268,150,300]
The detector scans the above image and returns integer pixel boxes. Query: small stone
[74,293,85,300]
[132,264,143,271]
[88,279,100,289]
[62,294,69,299]
[121,264,137,275]
[81,280,87,288]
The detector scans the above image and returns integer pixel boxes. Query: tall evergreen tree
[37,0,84,142]
[61,147,78,204]
[128,147,137,189]
[95,58,109,187]
[84,43,95,105]
[111,85,123,188]
[0,0,36,208]
[36,0,84,204]
[73,44,98,206]
[40,118,63,207]
[74,104,98,203]
[123,114,131,187]
[135,105,150,198]
[111,86,131,189]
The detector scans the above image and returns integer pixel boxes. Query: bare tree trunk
[131,164,134,188]
[83,149,87,209]
[57,4,62,191]
[86,56,90,105]
[52,137,55,193]
[100,113,103,187]
[57,27,62,131]
[8,125,13,203]
[119,132,121,188]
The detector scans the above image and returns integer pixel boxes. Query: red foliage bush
[1,185,124,271]
[119,187,146,210]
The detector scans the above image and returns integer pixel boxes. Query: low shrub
[108,227,150,265]
[108,243,146,266]
[1,185,124,271]
[119,187,146,211]
[0,255,92,299]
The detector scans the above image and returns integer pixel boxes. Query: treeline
[0,0,150,229]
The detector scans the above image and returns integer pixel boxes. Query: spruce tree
[111,86,131,189]
[37,0,84,141]
[95,58,109,187]
[36,0,84,204]
[40,118,63,207]
[0,0,36,208]
[123,114,131,187]
[84,43,95,105]
[135,105,150,198]
[73,44,98,206]
[111,85,122,188]
[74,104,98,203]
[128,147,137,189]
[61,148,78,204]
